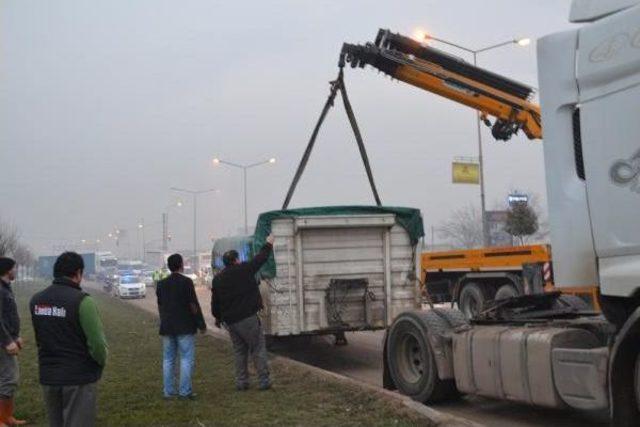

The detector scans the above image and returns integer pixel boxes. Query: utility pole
[422,34,531,246]
[212,157,276,235]
[170,187,218,271]
[162,213,168,252]
[138,219,145,262]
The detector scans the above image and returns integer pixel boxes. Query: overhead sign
[452,161,479,184]
[508,193,529,206]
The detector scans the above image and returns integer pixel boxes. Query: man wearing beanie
[30,252,107,427]
[0,256,26,426]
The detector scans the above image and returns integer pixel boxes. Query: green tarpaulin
[211,235,254,270]
[253,205,425,278]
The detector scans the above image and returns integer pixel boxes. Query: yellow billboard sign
[452,161,480,184]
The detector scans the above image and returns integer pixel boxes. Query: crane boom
[339,29,542,141]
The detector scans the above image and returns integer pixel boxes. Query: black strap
[338,76,382,207]
[282,70,382,209]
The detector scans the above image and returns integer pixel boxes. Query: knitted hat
[0,257,16,276]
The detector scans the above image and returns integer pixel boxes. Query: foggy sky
[0,0,577,257]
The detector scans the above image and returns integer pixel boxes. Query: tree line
[436,192,548,249]
[0,218,35,267]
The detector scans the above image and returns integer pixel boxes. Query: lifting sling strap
[282,68,382,209]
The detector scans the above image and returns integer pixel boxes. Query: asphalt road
[92,282,609,427]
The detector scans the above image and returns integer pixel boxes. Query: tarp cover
[211,235,254,270]
[253,205,424,278]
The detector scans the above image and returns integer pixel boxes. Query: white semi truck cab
[382,3,640,425]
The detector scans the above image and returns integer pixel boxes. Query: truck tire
[459,283,487,319]
[495,284,519,301]
[432,307,468,330]
[636,353,640,413]
[386,311,457,403]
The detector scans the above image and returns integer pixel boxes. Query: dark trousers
[227,315,270,388]
[0,351,18,398]
[42,383,97,427]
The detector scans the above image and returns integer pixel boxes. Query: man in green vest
[30,252,108,427]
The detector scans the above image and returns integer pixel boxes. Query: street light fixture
[137,220,145,262]
[212,157,276,234]
[170,187,218,270]
[421,32,530,247]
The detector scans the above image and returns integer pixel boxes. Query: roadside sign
[452,160,479,184]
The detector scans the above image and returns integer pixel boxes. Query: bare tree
[0,220,18,257]
[13,244,35,267]
[437,204,483,249]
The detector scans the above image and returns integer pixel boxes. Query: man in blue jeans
[156,254,206,399]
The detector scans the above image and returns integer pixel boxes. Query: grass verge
[13,281,425,426]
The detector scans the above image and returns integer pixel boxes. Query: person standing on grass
[30,252,108,427]
[0,257,26,426]
[156,254,206,400]
[211,234,274,391]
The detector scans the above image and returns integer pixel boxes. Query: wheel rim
[397,332,426,384]
[461,294,480,318]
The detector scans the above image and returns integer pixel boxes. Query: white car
[182,267,198,283]
[142,272,155,287]
[114,275,146,299]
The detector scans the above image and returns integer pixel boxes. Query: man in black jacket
[211,234,274,391]
[30,252,107,427]
[0,257,26,426]
[156,254,206,399]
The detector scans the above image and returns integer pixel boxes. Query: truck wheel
[459,283,486,319]
[386,311,457,403]
[495,284,519,300]
[636,353,640,413]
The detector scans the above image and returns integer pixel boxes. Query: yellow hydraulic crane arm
[339,29,542,141]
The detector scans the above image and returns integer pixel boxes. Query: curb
[111,285,482,427]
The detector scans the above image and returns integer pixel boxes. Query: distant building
[486,210,514,247]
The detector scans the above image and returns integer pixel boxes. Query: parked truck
[330,3,640,424]
[421,244,600,317]
[37,253,97,278]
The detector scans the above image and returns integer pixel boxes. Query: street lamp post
[137,220,145,262]
[422,34,530,247]
[162,200,183,252]
[212,157,276,235]
[169,188,218,270]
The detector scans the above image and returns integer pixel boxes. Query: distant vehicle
[38,253,100,279]
[182,267,198,282]
[113,275,146,299]
[117,260,144,275]
[97,252,118,280]
[36,255,57,278]
[101,268,119,293]
[211,235,253,273]
[142,270,154,287]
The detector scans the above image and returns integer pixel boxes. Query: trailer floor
[119,283,608,427]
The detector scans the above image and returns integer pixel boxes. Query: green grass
[13,281,425,426]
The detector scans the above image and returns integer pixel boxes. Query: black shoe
[258,383,272,391]
[179,393,197,400]
[236,384,249,391]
